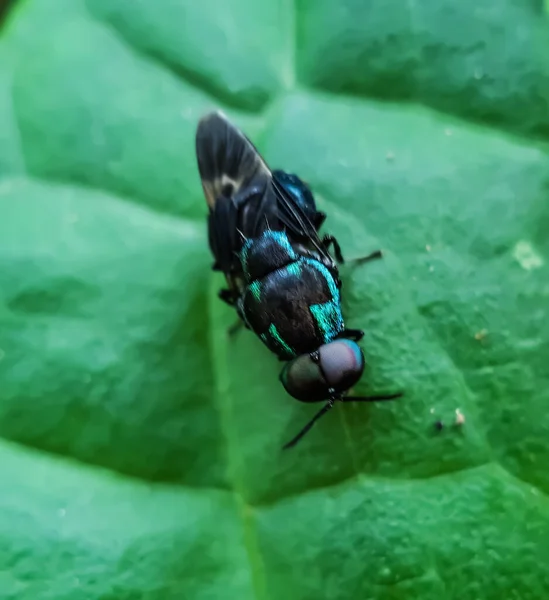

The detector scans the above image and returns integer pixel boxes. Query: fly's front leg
[338,329,364,342]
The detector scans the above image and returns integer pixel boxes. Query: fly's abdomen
[241,258,344,359]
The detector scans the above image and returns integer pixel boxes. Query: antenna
[282,400,335,450]
[282,392,403,450]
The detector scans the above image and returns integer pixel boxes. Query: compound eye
[318,340,365,394]
[280,354,328,403]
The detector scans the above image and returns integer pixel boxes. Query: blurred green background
[1,0,549,598]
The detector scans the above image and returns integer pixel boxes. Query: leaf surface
[1,0,549,598]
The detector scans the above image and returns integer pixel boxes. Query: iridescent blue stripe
[304,258,344,343]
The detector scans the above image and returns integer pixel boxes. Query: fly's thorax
[301,258,344,345]
[239,230,297,283]
[240,256,345,359]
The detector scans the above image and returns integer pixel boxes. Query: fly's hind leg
[322,234,384,266]
[314,211,327,230]
[352,249,383,264]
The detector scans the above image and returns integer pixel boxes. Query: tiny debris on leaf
[455,409,465,426]
[435,420,444,431]
[512,240,543,271]
[474,328,488,341]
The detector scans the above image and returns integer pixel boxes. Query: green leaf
[1,0,549,598]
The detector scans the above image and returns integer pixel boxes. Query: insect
[195,111,403,449]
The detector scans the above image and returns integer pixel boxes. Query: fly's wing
[196,111,270,210]
[196,111,280,273]
[196,111,332,272]
[271,171,332,262]
[272,170,326,237]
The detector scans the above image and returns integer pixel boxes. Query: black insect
[195,111,402,449]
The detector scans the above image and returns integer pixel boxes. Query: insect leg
[227,318,252,337]
[338,329,364,342]
[282,399,335,450]
[321,234,344,263]
[227,299,251,337]
[350,249,383,264]
[218,289,237,306]
[228,320,244,336]
[323,233,384,266]
[314,211,327,229]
